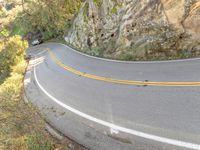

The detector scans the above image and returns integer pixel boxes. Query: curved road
[25,43,200,150]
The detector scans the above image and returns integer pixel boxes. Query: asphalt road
[26,43,200,150]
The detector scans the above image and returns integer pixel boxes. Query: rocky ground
[65,0,200,60]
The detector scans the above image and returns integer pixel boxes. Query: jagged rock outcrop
[65,0,200,60]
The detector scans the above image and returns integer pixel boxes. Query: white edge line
[46,42,200,64]
[33,50,47,56]
[33,65,200,150]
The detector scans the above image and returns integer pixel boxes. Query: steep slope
[65,0,200,60]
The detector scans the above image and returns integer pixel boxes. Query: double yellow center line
[47,48,200,87]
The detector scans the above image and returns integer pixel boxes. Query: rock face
[65,0,200,60]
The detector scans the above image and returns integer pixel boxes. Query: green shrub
[18,0,82,40]
[10,24,26,36]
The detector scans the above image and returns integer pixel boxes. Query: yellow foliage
[0,35,28,82]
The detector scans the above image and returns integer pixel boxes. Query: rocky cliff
[65,0,200,60]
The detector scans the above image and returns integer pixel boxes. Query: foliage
[0,1,24,38]
[118,52,134,61]
[0,36,28,83]
[0,29,10,38]
[0,35,64,150]
[0,6,7,17]
[0,1,78,149]
[111,6,117,14]
[18,0,82,40]
[10,24,26,36]
[93,0,102,7]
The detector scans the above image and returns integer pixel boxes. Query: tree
[18,0,82,40]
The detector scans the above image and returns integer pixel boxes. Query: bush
[0,35,59,150]
[18,0,82,40]
[0,35,28,83]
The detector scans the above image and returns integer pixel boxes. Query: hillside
[65,0,200,60]
[0,1,85,149]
